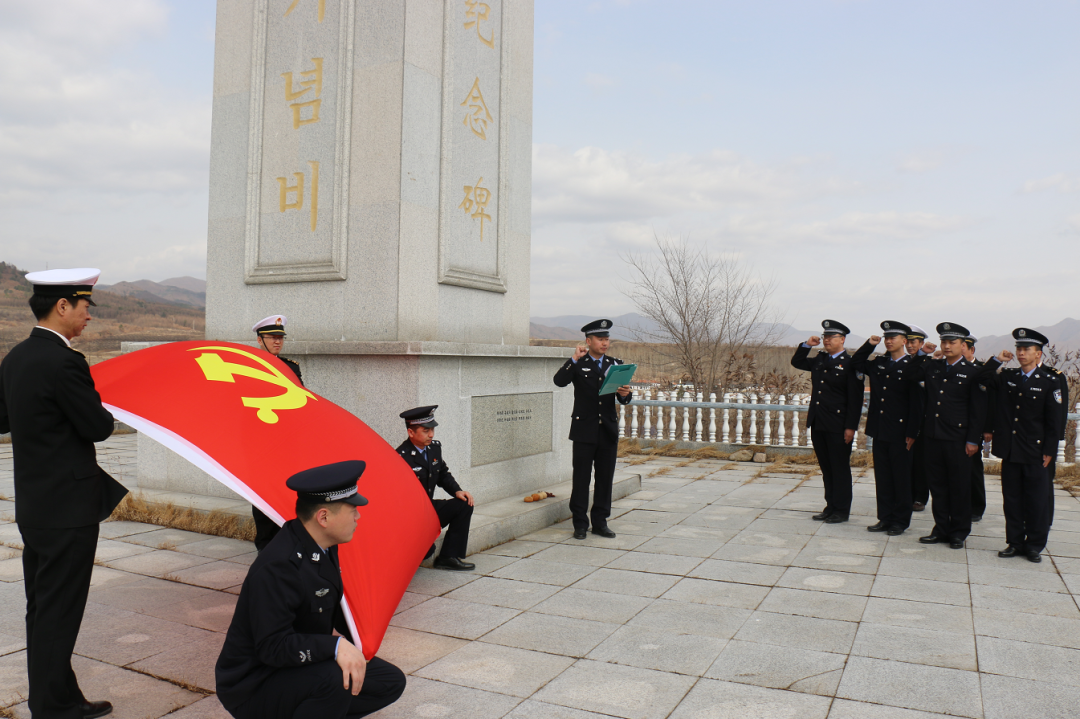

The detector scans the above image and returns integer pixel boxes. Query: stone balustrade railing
[621,389,1080,462]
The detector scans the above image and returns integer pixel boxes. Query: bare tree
[621,234,784,394]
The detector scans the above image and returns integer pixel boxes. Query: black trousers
[910,436,929,505]
[1001,460,1050,553]
[570,433,618,531]
[811,427,852,518]
[232,656,406,719]
[253,506,280,552]
[871,439,913,529]
[432,498,473,559]
[970,452,986,517]
[20,523,99,719]
[924,437,972,541]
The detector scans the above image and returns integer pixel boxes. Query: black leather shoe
[433,556,475,571]
[824,514,848,524]
[812,509,832,521]
[1027,551,1042,563]
[573,528,587,540]
[971,514,983,522]
[591,527,616,538]
[912,502,926,511]
[919,534,942,544]
[81,702,113,719]
[949,540,965,549]
[998,545,1022,558]
[886,527,905,536]
[867,521,888,532]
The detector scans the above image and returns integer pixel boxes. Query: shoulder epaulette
[432,439,441,445]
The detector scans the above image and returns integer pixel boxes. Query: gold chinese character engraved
[284,0,324,22]
[464,0,494,49]
[282,58,323,129]
[276,160,320,232]
[460,77,493,140]
[459,177,492,241]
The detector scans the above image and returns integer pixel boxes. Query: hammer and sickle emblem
[189,346,316,424]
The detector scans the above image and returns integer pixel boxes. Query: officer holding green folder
[553,319,634,540]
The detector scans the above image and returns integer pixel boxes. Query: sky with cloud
[1,0,1077,337]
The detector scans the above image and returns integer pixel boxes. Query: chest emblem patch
[316,588,330,597]
[1055,389,1063,403]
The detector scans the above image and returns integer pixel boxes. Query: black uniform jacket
[909,355,991,444]
[552,354,633,444]
[982,359,1062,464]
[1044,365,1070,442]
[790,345,864,434]
[396,439,461,502]
[215,519,348,712]
[280,356,303,386]
[0,328,127,528]
[851,342,924,442]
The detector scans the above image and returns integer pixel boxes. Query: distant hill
[971,318,1080,359]
[98,279,206,308]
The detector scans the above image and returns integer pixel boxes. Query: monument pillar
[138,0,579,508]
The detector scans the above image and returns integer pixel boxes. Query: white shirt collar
[35,325,71,347]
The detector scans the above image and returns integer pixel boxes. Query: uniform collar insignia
[312,552,321,562]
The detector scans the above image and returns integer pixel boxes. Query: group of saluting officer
[793,319,1068,563]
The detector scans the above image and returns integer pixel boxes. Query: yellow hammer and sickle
[189,346,317,424]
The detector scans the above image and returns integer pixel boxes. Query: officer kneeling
[215,461,406,719]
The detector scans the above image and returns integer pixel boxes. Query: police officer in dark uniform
[962,335,992,522]
[250,315,304,551]
[0,268,128,719]
[396,406,475,570]
[981,329,1062,562]
[910,322,991,549]
[1041,362,1069,528]
[553,319,633,540]
[851,321,924,535]
[215,460,406,719]
[906,324,931,512]
[790,320,864,523]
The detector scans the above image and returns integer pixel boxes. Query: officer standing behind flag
[215,461,406,718]
[250,315,304,551]
[851,321,924,535]
[980,329,1062,562]
[791,320,864,523]
[553,319,633,540]
[910,322,990,549]
[396,406,476,570]
[961,335,991,522]
[905,325,931,512]
[0,268,128,719]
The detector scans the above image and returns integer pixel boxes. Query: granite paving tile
[406,567,482,596]
[633,536,725,558]
[626,598,751,641]
[490,558,598,587]
[869,575,972,607]
[705,639,847,695]
[861,597,974,634]
[479,612,617,657]
[532,659,696,719]
[529,587,652,624]
[415,641,575,697]
[371,676,522,719]
[851,622,976,670]
[667,678,832,719]
[572,568,680,598]
[390,596,519,640]
[976,634,1080,687]
[972,607,1080,650]
[734,610,857,654]
[687,558,785,586]
[827,699,961,718]
[758,586,868,622]
[444,576,562,610]
[709,543,803,566]
[604,551,704,576]
[970,583,1080,618]
[980,673,1080,719]
[660,577,769,609]
[836,656,982,718]
[587,624,727,675]
[531,544,627,567]
[876,556,970,583]
[778,566,875,596]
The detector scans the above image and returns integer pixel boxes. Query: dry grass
[850,452,874,468]
[0,493,11,501]
[157,540,177,551]
[648,467,672,478]
[0,540,22,551]
[0,695,25,718]
[0,435,9,444]
[108,493,256,542]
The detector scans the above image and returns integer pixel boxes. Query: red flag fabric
[91,341,439,659]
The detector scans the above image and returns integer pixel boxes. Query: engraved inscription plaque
[471,392,552,466]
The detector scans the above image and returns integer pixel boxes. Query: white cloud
[1020,173,1077,194]
[790,211,971,244]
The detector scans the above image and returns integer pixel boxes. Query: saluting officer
[961,335,991,522]
[980,330,1062,562]
[250,315,304,551]
[851,321,924,535]
[910,322,990,549]
[790,320,864,523]
[905,324,931,512]
[553,319,633,540]
[215,461,406,719]
[396,406,475,571]
[0,268,128,719]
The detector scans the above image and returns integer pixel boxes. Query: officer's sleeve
[1044,384,1061,459]
[0,364,9,434]
[966,380,988,445]
[553,359,574,387]
[905,376,924,439]
[436,451,463,497]
[1058,373,1070,441]
[56,353,115,443]
[850,340,875,372]
[248,559,338,668]
[790,344,813,371]
[844,368,864,431]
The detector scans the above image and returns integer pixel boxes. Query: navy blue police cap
[285,461,368,506]
[400,405,438,428]
[821,319,850,337]
[936,322,969,341]
[880,320,911,337]
[581,319,613,337]
[1013,328,1049,348]
[906,324,928,341]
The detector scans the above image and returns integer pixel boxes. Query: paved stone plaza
[3,437,1080,718]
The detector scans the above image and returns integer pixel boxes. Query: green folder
[599,363,637,395]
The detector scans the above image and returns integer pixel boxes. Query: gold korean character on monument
[282,58,323,129]
[276,161,320,232]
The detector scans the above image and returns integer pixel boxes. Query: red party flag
[90,341,439,659]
